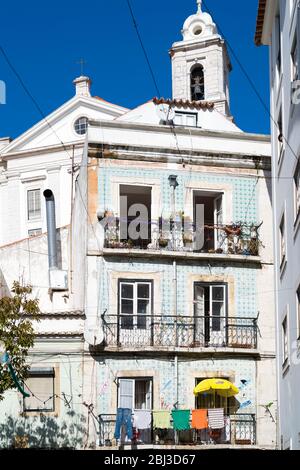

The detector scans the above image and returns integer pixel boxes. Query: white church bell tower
[170,0,232,116]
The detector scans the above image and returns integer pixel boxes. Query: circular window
[193,26,202,36]
[74,117,88,135]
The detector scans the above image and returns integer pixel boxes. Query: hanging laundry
[114,408,133,440]
[153,410,172,429]
[224,416,231,442]
[191,409,208,430]
[133,410,152,430]
[208,408,225,429]
[171,409,191,431]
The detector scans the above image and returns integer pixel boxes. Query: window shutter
[24,368,55,411]
[119,379,134,409]
[27,189,41,220]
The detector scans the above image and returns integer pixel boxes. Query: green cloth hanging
[171,409,191,431]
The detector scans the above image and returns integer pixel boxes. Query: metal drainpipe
[173,260,178,407]
[43,189,58,270]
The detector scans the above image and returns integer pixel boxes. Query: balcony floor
[98,248,261,265]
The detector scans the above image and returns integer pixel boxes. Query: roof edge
[255,0,267,46]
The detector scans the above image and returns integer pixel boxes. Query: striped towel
[208,408,225,429]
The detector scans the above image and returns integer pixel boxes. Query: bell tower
[170,0,232,116]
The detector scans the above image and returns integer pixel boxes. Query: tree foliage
[0,282,40,400]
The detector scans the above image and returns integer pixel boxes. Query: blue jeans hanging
[114,408,133,440]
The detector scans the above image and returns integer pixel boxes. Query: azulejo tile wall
[98,166,258,224]
[97,356,256,414]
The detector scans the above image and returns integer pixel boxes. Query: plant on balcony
[224,224,242,236]
[183,232,193,244]
[158,237,169,248]
[125,239,134,249]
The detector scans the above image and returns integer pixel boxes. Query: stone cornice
[88,143,271,171]
[89,119,271,142]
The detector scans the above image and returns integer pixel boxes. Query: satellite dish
[156,104,175,123]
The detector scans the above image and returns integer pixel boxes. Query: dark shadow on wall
[0,411,91,449]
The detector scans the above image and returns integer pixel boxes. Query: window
[174,112,197,127]
[118,378,152,410]
[191,66,204,101]
[275,14,282,77]
[297,286,300,341]
[119,185,152,248]
[119,280,152,330]
[277,109,284,162]
[194,283,227,346]
[195,378,231,413]
[74,116,88,135]
[27,189,41,221]
[291,36,298,81]
[23,368,55,412]
[282,316,289,367]
[193,191,224,251]
[279,213,286,269]
[28,228,42,238]
[294,160,300,221]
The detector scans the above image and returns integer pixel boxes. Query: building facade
[0,76,128,246]
[0,1,277,449]
[255,0,300,450]
[73,2,276,448]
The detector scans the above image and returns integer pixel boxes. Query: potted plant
[183,232,193,245]
[159,237,169,248]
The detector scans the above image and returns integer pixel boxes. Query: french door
[118,281,152,346]
[194,283,227,347]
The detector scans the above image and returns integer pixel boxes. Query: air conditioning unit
[49,269,68,291]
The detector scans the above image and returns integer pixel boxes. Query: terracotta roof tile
[153,97,214,110]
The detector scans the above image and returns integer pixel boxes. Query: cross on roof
[76,58,87,76]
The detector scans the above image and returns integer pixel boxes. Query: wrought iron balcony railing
[104,218,261,256]
[98,413,256,447]
[102,315,257,350]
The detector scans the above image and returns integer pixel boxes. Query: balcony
[98,413,256,447]
[103,218,261,259]
[101,315,258,351]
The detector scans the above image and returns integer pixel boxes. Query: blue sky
[0,0,270,139]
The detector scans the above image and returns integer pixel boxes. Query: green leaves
[0,282,40,400]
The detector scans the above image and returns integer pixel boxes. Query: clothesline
[114,407,227,439]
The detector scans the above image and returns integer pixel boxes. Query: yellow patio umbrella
[193,378,239,398]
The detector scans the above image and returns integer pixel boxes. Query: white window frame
[291,33,298,82]
[118,378,152,411]
[174,112,198,127]
[73,116,88,136]
[27,188,41,221]
[23,368,55,412]
[277,108,284,164]
[294,159,300,222]
[194,282,227,331]
[193,190,224,250]
[275,13,282,87]
[119,280,152,329]
[279,212,287,270]
[282,315,289,367]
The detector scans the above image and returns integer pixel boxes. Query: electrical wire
[125,0,161,97]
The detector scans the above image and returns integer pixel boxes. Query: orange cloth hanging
[191,409,208,430]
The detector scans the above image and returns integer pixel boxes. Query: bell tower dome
[170,0,232,116]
